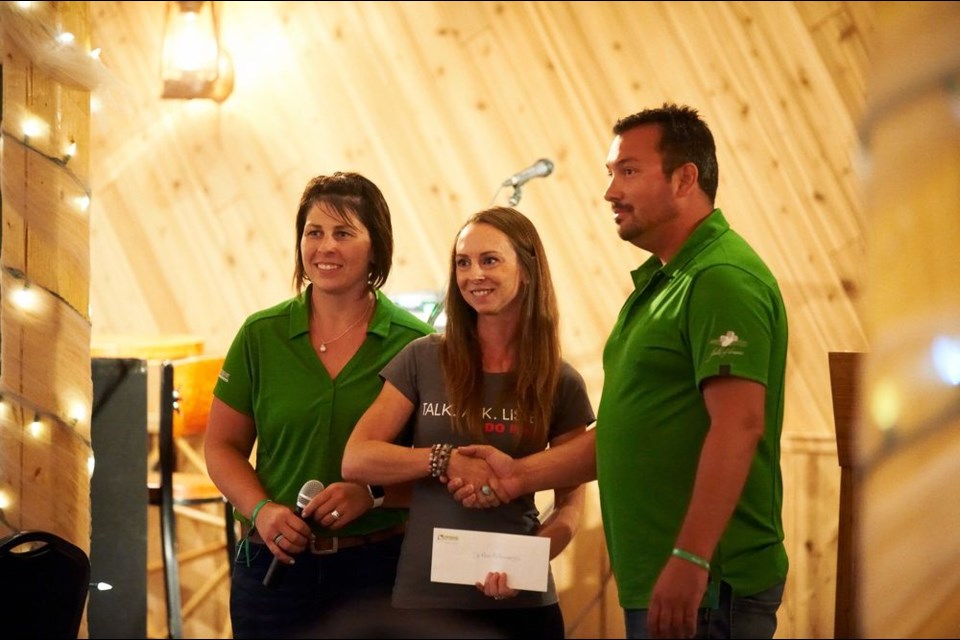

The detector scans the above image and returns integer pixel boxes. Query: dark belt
[249,522,405,555]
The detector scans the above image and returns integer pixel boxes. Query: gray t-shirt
[384,334,596,610]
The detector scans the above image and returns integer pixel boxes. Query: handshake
[442,430,596,508]
[443,445,522,509]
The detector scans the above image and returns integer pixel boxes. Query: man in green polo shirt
[454,104,788,639]
[597,104,788,639]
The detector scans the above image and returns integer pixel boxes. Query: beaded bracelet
[428,443,455,479]
[671,547,711,572]
[250,498,273,528]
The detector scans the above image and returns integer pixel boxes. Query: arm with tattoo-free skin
[205,398,313,565]
[342,382,503,505]
[206,398,391,566]
[647,376,766,639]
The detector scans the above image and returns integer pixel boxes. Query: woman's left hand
[301,481,371,531]
[475,571,519,601]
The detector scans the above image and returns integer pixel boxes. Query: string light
[0,386,92,450]
[1,124,93,207]
[68,401,87,426]
[21,116,44,142]
[0,1,112,92]
[1,268,93,438]
[28,413,43,439]
[0,0,100,554]
[11,282,38,311]
[63,139,77,162]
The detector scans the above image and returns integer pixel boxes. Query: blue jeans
[230,534,403,639]
[624,581,784,639]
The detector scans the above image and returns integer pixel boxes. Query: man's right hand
[447,445,522,507]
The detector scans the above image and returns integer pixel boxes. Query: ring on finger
[494,595,504,600]
[273,533,284,545]
[330,509,341,520]
[481,485,492,497]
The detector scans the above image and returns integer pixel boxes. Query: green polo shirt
[596,209,788,608]
[215,287,434,536]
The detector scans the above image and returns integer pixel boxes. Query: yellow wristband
[672,547,710,571]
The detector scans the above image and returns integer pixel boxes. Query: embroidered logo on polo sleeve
[710,331,747,357]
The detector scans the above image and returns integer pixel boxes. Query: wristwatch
[367,485,385,508]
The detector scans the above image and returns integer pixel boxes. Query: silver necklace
[318,295,374,353]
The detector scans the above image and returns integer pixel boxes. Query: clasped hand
[267,482,378,564]
[444,445,520,508]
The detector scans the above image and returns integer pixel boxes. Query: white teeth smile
[316,264,340,270]
[471,289,493,296]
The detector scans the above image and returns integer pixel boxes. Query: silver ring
[330,509,341,520]
[273,533,284,545]
[494,595,504,600]
[481,485,492,497]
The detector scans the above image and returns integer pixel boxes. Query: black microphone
[262,479,324,588]
[501,158,554,187]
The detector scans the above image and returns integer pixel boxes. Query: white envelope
[430,527,550,592]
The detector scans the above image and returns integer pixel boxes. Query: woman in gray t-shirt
[343,206,595,639]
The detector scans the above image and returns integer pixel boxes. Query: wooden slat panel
[0,146,90,315]
[0,403,91,542]
[780,434,841,639]
[0,270,93,439]
[0,12,94,636]
[794,2,873,121]
[77,2,883,636]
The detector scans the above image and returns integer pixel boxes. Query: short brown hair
[292,172,393,293]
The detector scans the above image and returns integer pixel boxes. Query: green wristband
[250,498,273,528]
[672,547,711,571]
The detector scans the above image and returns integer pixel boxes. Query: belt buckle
[312,536,338,555]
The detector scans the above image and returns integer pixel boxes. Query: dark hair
[292,172,393,293]
[440,206,561,450]
[613,103,719,202]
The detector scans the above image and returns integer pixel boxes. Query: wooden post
[829,351,862,639]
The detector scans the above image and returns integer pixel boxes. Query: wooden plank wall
[0,1,905,638]
[0,0,96,636]
[81,5,874,634]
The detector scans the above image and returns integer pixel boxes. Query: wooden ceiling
[87,1,874,439]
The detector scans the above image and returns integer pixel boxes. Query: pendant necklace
[318,295,374,353]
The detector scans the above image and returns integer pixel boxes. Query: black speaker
[89,358,148,639]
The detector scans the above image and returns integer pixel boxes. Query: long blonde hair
[439,207,561,450]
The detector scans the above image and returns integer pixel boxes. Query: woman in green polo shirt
[205,172,434,639]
